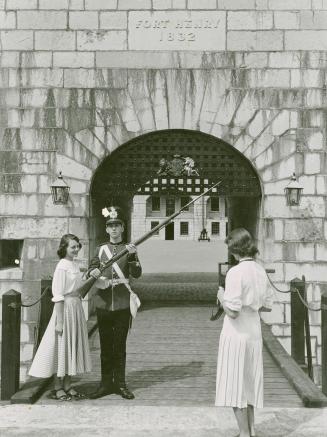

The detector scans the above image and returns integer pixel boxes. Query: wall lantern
[285,173,303,206]
[50,171,70,205]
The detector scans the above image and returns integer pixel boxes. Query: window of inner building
[211,222,220,235]
[210,197,220,212]
[180,221,189,236]
[226,222,228,236]
[151,196,161,211]
[166,197,175,216]
[0,240,23,269]
[151,221,160,235]
[181,196,190,211]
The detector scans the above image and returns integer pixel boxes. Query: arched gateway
[90,129,262,293]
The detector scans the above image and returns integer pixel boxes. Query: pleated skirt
[29,295,92,378]
[215,310,263,408]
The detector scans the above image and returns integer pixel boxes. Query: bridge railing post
[1,290,21,400]
[290,277,306,367]
[322,290,327,396]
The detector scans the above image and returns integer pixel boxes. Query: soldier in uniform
[88,206,142,400]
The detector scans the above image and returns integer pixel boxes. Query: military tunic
[88,240,142,388]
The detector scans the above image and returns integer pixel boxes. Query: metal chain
[266,273,323,312]
[9,286,52,309]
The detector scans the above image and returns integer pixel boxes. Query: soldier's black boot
[115,386,135,400]
[89,374,114,399]
[89,384,115,399]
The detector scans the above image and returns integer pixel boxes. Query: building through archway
[90,129,261,281]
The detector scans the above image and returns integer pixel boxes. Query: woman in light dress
[215,228,274,437]
[29,234,100,400]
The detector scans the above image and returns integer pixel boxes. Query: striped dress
[215,259,274,409]
[29,259,91,378]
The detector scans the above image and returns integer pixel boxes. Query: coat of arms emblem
[157,155,199,177]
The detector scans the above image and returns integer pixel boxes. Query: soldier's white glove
[126,243,137,254]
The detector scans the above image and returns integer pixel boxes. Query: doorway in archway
[90,129,262,301]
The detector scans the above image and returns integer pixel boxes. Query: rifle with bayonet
[77,181,222,298]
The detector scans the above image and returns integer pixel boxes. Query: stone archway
[89,129,262,281]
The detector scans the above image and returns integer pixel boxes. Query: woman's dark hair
[225,228,258,258]
[57,234,82,259]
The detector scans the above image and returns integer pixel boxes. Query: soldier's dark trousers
[96,307,131,389]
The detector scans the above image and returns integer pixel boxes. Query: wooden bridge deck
[39,304,303,407]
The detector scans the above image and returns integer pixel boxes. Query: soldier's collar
[109,240,123,245]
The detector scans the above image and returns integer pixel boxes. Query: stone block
[240,52,268,68]
[284,219,323,241]
[228,11,273,30]
[300,10,327,29]
[0,89,20,107]
[56,154,93,181]
[7,0,37,8]
[21,175,38,193]
[9,68,63,88]
[153,0,172,7]
[316,175,327,194]
[53,52,94,68]
[227,31,283,51]
[304,153,321,174]
[270,110,290,135]
[312,0,323,8]
[35,31,76,51]
[0,52,19,67]
[20,52,53,68]
[0,0,4,8]
[39,0,83,7]
[20,365,28,383]
[262,304,284,324]
[64,69,96,88]
[17,11,67,29]
[274,12,300,29]
[0,31,33,50]
[69,11,98,29]
[100,11,127,29]
[269,52,300,68]
[188,0,216,8]
[306,131,324,151]
[305,90,323,108]
[85,0,117,9]
[292,69,323,88]
[68,218,89,238]
[250,69,290,88]
[173,0,186,7]
[118,0,151,9]
[0,268,23,280]
[218,0,255,8]
[286,31,327,50]
[0,217,69,239]
[268,0,311,9]
[77,30,126,50]
[297,175,315,195]
[20,343,33,362]
[0,11,16,29]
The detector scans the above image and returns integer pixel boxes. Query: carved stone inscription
[128,11,226,51]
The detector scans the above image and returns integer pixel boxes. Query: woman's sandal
[66,387,86,400]
[49,389,72,401]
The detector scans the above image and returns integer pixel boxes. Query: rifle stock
[76,180,222,298]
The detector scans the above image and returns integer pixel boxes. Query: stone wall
[0,0,326,382]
